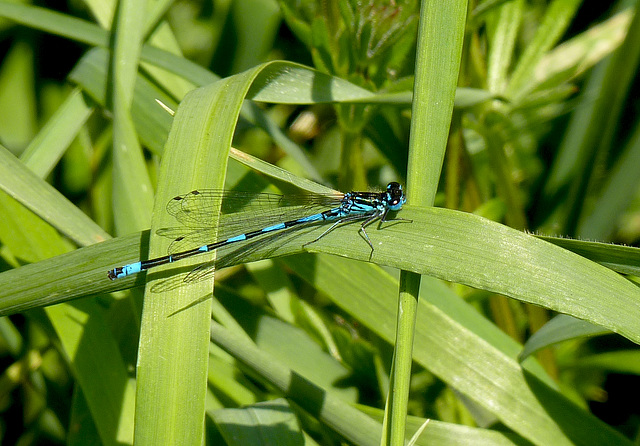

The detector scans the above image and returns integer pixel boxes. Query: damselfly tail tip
[107,261,142,280]
[107,268,121,280]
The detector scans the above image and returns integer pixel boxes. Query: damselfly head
[385,182,406,210]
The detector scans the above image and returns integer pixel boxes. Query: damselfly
[107,182,406,281]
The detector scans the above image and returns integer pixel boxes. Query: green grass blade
[135,61,302,443]
[507,0,582,98]
[132,81,234,443]
[211,399,304,446]
[486,0,523,94]
[210,320,383,445]
[68,47,176,155]
[578,118,640,239]
[576,6,640,238]
[539,236,640,276]
[110,0,154,233]
[303,207,640,345]
[520,315,611,361]
[394,0,469,442]
[0,144,109,246]
[0,186,133,446]
[281,254,631,445]
[0,1,216,88]
[227,0,281,73]
[573,350,640,374]
[3,202,638,347]
[46,301,135,446]
[539,5,639,235]
[19,87,93,178]
[0,40,35,151]
[213,286,357,400]
[359,406,528,445]
[0,2,110,48]
[531,8,633,95]
[0,232,146,316]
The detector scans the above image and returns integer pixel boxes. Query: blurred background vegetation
[0,0,640,444]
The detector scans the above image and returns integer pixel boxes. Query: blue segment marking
[227,234,247,243]
[115,261,142,279]
[107,182,406,281]
[263,222,286,232]
[297,214,325,223]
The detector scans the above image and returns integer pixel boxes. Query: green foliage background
[0,0,639,445]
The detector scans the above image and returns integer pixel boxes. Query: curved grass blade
[519,314,611,361]
[3,205,638,347]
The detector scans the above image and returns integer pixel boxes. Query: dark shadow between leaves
[522,368,630,444]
